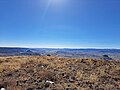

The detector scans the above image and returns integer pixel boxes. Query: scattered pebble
[46,80,54,84]
[41,66,44,68]
[1,88,5,90]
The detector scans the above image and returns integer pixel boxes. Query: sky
[0,0,120,48]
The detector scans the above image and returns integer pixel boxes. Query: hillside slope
[0,56,120,90]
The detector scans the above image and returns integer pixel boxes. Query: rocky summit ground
[0,56,120,90]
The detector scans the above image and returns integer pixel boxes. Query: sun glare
[49,0,67,6]
[50,0,64,4]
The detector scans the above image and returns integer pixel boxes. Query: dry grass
[0,56,120,90]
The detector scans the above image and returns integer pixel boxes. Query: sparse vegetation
[47,54,51,56]
[0,56,120,90]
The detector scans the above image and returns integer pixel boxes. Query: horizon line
[0,46,120,49]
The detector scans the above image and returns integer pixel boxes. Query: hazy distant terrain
[0,47,120,60]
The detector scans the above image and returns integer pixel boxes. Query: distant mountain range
[0,47,120,60]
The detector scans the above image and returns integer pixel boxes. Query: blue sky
[0,0,120,48]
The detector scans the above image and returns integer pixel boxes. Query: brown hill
[0,56,120,90]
